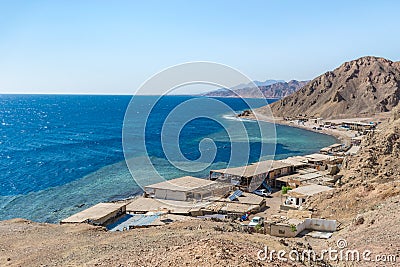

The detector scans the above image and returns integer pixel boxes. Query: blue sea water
[0,95,337,223]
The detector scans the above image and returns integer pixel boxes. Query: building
[319,143,343,155]
[351,136,363,146]
[265,217,337,238]
[126,196,207,216]
[144,176,232,202]
[303,153,342,169]
[280,156,308,170]
[214,192,266,214]
[341,121,376,131]
[309,117,324,125]
[60,202,128,226]
[276,167,340,188]
[283,184,334,209]
[322,119,376,132]
[276,172,322,188]
[210,160,294,191]
[127,191,266,217]
[323,120,340,127]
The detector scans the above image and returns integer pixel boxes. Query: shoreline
[243,112,357,144]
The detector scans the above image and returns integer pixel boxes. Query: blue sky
[0,0,399,94]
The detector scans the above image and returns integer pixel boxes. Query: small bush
[282,186,292,194]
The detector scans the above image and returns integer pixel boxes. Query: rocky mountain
[266,56,400,119]
[203,80,308,99]
[231,79,285,90]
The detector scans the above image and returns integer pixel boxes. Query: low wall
[280,204,298,211]
[305,218,337,232]
[266,218,336,238]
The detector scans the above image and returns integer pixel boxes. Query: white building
[284,184,334,208]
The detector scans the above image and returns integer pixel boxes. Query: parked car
[253,189,271,197]
[248,216,264,227]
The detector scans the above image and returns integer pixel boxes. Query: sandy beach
[243,111,385,145]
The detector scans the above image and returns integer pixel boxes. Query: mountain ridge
[264,56,400,119]
[202,80,308,99]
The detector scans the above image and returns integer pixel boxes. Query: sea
[0,95,337,223]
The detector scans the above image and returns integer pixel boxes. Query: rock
[237,110,252,117]
[279,239,289,246]
[354,215,365,225]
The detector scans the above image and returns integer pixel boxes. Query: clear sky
[0,0,399,95]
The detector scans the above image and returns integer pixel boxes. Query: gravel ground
[0,219,310,267]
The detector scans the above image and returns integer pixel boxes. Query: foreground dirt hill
[265,56,400,119]
[0,218,317,267]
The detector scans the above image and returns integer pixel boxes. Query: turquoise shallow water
[0,95,337,223]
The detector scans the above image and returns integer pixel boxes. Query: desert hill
[266,56,400,119]
[0,218,312,266]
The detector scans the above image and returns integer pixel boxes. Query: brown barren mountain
[266,56,400,119]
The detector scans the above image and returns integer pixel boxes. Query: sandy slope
[0,219,309,267]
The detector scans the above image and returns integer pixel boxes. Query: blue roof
[107,213,161,231]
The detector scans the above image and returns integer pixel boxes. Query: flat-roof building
[126,197,207,215]
[303,153,342,168]
[144,176,232,202]
[61,202,127,226]
[351,136,363,146]
[283,184,334,209]
[280,156,308,170]
[341,121,376,131]
[320,143,343,155]
[210,160,294,191]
